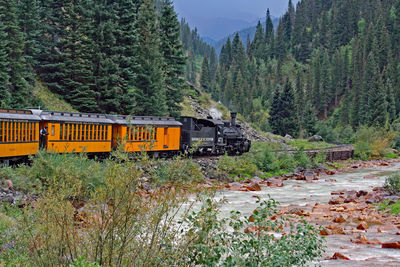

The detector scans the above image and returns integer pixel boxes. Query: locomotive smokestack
[231,112,237,127]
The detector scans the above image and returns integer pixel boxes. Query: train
[0,108,251,164]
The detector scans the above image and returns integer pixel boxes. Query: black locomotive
[179,112,251,155]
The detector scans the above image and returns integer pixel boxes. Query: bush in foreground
[385,171,400,195]
[0,152,325,266]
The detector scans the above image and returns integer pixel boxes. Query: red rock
[320,229,330,236]
[351,234,369,244]
[396,232,400,235]
[288,207,305,216]
[326,179,337,182]
[227,182,244,191]
[331,191,345,195]
[246,182,262,191]
[325,170,336,175]
[326,225,345,234]
[332,214,346,223]
[382,242,400,249]
[351,165,359,169]
[249,215,255,222]
[380,162,389,166]
[357,222,369,230]
[266,178,284,188]
[329,252,350,260]
[329,197,345,205]
[5,180,13,189]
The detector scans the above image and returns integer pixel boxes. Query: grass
[377,200,400,215]
[288,139,335,150]
[250,141,286,152]
[33,79,77,112]
[180,97,196,117]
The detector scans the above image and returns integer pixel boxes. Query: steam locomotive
[0,108,250,164]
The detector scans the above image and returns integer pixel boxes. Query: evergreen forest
[1,0,400,137]
[201,0,400,138]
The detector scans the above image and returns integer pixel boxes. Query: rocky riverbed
[214,158,400,266]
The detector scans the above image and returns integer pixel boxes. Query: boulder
[332,214,346,223]
[326,225,345,234]
[308,135,323,142]
[304,170,316,181]
[284,134,294,139]
[266,178,284,188]
[288,207,305,216]
[245,182,262,192]
[357,222,369,230]
[382,242,400,249]
[329,252,350,260]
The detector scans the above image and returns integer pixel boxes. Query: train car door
[39,122,49,149]
[163,127,169,148]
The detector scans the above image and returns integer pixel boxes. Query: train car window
[154,128,157,140]
[88,125,92,140]
[68,124,72,140]
[64,124,67,140]
[11,122,14,142]
[138,127,142,141]
[21,123,24,141]
[0,121,2,142]
[28,122,33,142]
[126,127,130,140]
[146,128,150,140]
[60,124,63,140]
[77,124,81,140]
[51,125,55,136]
[102,125,105,140]
[134,127,138,140]
[26,123,29,142]
[5,122,8,142]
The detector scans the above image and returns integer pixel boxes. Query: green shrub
[255,149,279,173]
[313,149,327,165]
[186,197,325,266]
[277,153,296,172]
[293,148,312,169]
[391,134,400,150]
[153,157,203,185]
[217,154,258,178]
[385,171,400,195]
[354,126,397,159]
[315,121,338,143]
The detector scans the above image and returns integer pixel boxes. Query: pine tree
[114,0,140,114]
[269,85,283,136]
[159,0,186,117]
[200,56,211,91]
[1,0,31,108]
[279,80,299,136]
[0,20,11,107]
[134,0,167,116]
[62,0,98,113]
[16,0,42,82]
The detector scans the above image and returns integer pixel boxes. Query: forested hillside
[202,0,400,138]
[0,0,190,117]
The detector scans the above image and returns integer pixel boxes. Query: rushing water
[212,162,400,266]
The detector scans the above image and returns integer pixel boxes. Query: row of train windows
[0,121,37,142]
[59,124,109,141]
[126,127,157,141]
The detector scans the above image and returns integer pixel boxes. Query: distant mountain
[213,17,280,54]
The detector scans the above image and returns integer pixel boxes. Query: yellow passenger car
[38,111,114,153]
[0,108,41,163]
[108,115,182,156]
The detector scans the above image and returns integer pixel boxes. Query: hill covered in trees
[0,0,194,118]
[201,0,400,138]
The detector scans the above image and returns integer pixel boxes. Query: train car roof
[107,115,182,126]
[0,108,41,121]
[34,110,114,124]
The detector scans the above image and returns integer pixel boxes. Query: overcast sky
[173,0,301,22]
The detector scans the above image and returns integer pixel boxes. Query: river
[212,162,400,266]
